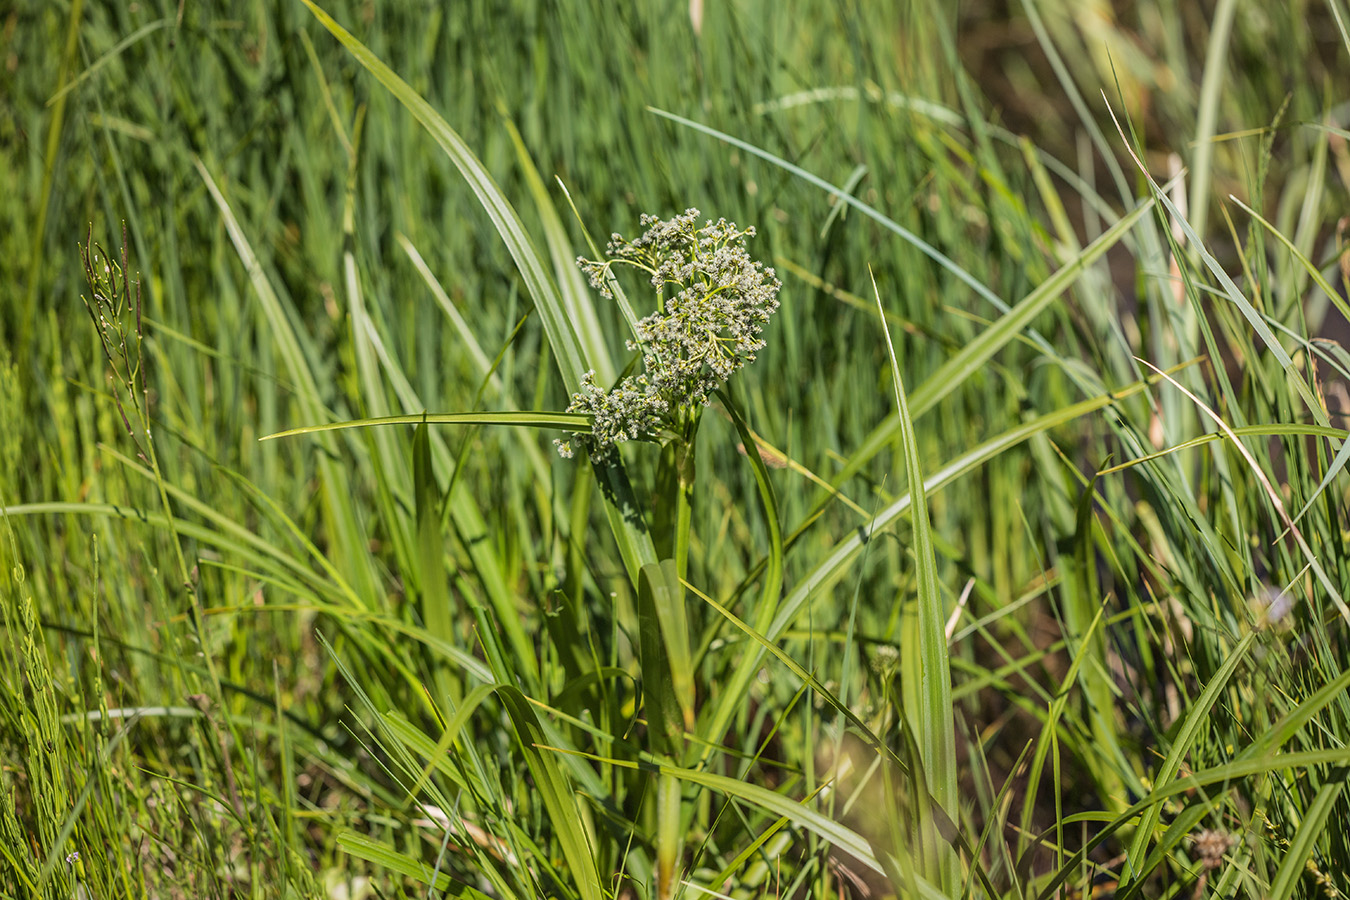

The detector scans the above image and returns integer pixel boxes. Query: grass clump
[4,1,1350,899]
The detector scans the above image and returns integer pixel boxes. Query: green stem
[673,428,696,583]
[651,411,698,900]
[655,773,683,900]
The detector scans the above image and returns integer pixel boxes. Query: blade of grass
[1120,632,1255,885]
[765,366,1190,646]
[1137,358,1349,622]
[1265,778,1344,900]
[261,410,591,441]
[872,267,958,892]
[832,195,1157,493]
[195,156,379,606]
[1103,101,1329,427]
[1187,0,1238,242]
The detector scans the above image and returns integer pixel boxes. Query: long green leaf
[299,1,583,390]
[414,422,457,706]
[262,410,590,441]
[637,559,692,745]
[1104,102,1329,426]
[873,268,958,891]
[496,686,604,900]
[501,114,616,388]
[558,748,946,900]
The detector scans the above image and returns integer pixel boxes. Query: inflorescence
[555,209,781,459]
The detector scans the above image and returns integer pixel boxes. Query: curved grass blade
[1185,0,1238,242]
[681,578,1001,900]
[1097,423,1348,476]
[1120,633,1255,885]
[1227,194,1350,335]
[645,106,1018,319]
[495,686,604,900]
[45,18,171,107]
[638,559,694,745]
[1034,749,1350,900]
[1137,359,1349,622]
[1031,657,1350,900]
[501,113,616,388]
[299,0,584,390]
[638,560,692,900]
[552,747,950,898]
[1103,101,1329,427]
[414,422,458,706]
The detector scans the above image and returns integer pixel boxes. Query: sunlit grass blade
[1137,359,1349,622]
[1104,101,1329,427]
[553,746,948,898]
[645,107,1015,318]
[681,578,999,900]
[1035,747,1350,900]
[872,268,958,891]
[501,114,616,388]
[397,234,501,394]
[638,559,693,745]
[299,0,584,390]
[1227,194,1350,329]
[1186,0,1238,242]
[495,686,604,900]
[1097,422,1349,476]
[414,422,458,707]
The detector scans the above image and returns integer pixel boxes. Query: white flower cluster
[558,210,781,458]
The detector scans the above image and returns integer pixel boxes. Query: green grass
[4,1,1350,897]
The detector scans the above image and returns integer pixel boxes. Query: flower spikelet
[562,210,780,457]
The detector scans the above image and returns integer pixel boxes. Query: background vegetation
[3,1,1350,898]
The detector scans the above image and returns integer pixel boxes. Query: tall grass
[3,1,1350,898]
